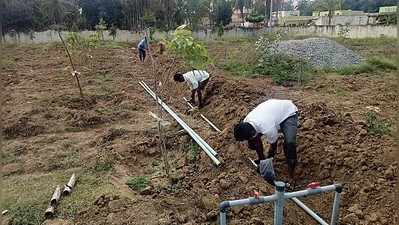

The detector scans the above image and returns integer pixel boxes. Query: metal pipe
[50,185,61,206]
[291,197,329,225]
[183,97,222,133]
[274,181,285,225]
[140,81,221,165]
[141,81,218,157]
[284,184,339,199]
[330,185,343,225]
[220,211,227,225]
[142,82,220,157]
[63,173,76,196]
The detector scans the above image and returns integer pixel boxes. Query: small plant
[217,24,224,38]
[95,18,107,41]
[188,142,200,161]
[126,176,149,191]
[366,111,391,136]
[109,25,117,41]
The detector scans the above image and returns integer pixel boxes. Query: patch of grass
[366,112,391,136]
[126,176,149,191]
[336,37,397,48]
[366,57,397,71]
[222,59,255,77]
[7,203,43,225]
[0,57,16,69]
[337,63,376,75]
[94,161,113,172]
[1,170,116,223]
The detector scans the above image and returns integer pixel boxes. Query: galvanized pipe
[274,181,285,225]
[140,81,218,157]
[183,97,222,133]
[291,197,329,225]
[330,187,343,225]
[139,81,221,165]
[284,184,340,199]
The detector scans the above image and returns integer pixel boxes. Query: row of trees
[0,0,235,35]
[1,0,397,35]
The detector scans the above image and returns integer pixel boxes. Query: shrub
[126,176,149,191]
[366,57,397,71]
[223,59,255,77]
[366,111,391,136]
[254,32,311,85]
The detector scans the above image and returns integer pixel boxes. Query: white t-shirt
[244,99,298,144]
[183,70,210,90]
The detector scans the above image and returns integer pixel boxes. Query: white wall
[1,25,397,45]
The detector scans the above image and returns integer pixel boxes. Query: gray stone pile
[275,38,362,69]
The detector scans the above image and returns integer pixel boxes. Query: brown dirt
[0,42,397,225]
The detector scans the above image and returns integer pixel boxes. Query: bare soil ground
[0,40,397,225]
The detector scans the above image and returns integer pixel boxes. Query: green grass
[336,37,397,48]
[126,176,149,191]
[337,57,397,76]
[366,112,391,136]
[366,57,397,70]
[1,170,116,224]
[222,59,256,77]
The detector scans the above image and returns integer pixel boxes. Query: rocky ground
[0,40,397,225]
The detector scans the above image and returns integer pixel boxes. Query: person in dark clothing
[137,37,148,62]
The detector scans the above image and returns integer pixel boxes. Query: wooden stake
[57,31,84,98]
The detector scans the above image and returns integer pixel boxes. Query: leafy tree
[213,0,233,26]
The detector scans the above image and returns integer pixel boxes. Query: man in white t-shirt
[234,99,299,182]
[174,70,210,108]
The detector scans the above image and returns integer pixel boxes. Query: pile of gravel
[275,38,362,69]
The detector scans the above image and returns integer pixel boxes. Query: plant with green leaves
[366,111,391,136]
[126,176,149,191]
[167,26,211,69]
[95,18,107,41]
[254,31,311,85]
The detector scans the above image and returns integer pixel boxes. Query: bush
[126,176,149,191]
[254,32,311,85]
[366,111,391,136]
[366,57,397,71]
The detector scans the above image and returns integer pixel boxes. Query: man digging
[174,70,210,109]
[234,99,299,185]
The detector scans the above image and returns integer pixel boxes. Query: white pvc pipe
[284,184,338,199]
[140,81,221,166]
[291,197,329,225]
[330,191,342,225]
[141,81,219,157]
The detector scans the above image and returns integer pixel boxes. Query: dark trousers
[280,113,298,163]
[198,78,209,90]
[139,48,146,62]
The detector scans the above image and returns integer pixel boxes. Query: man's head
[174,73,185,82]
[234,122,256,141]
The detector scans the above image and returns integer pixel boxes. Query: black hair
[234,122,256,141]
[174,73,185,82]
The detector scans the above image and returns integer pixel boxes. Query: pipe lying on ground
[44,205,55,218]
[63,173,76,196]
[183,97,222,133]
[50,185,61,206]
[141,81,218,157]
[139,81,221,166]
[291,197,329,225]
